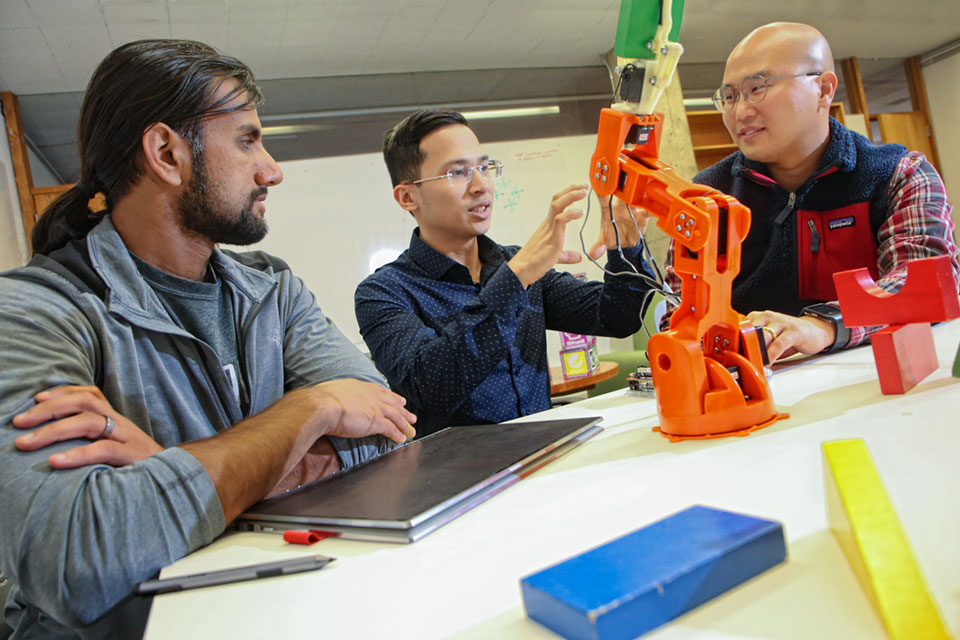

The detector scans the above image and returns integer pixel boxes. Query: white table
[145,320,960,639]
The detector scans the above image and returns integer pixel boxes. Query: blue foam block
[520,505,787,640]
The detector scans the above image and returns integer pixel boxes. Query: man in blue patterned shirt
[355,109,656,436]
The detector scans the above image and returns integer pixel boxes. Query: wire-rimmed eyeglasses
[712,72,823,113]
[409,160,504,186]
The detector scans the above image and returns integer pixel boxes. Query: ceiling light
[682,98,714,108]
[261,101,575,137]
[262,124,329,137]
[460,106,561,120]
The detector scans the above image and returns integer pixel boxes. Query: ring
[99,415,115,440]
[761,326,778,339]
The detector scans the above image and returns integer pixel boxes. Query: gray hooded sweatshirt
[0,216,392,638]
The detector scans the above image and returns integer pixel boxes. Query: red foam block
[871,323,938,394]
[833,256,960,327]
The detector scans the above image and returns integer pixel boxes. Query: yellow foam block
[822,439,949,639]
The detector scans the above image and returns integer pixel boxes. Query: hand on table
[312,379,417,444]
[13,385,163,469]
[748,310,835,361]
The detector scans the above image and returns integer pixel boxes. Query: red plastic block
[871,323,938,394]
[833,256,960,327]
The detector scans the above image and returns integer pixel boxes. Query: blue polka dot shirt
[355,229,654,437]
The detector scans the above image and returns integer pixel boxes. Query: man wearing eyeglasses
[664,22,958,361]
[355,109,656,437]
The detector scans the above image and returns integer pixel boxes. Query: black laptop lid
[242,416,601,527]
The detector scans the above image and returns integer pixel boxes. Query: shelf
[686,110,733,148]
[692,147,737,171]
[695,143,738,152]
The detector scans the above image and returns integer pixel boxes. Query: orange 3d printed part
[591,109,786,440]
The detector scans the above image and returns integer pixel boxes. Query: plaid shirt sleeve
[842,152,959,348]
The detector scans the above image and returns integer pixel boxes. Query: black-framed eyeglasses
[712,72,823,113]
[409,160,504,186]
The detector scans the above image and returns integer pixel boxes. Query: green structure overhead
[614,0,685,60]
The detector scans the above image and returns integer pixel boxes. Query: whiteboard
[241,132,634,362]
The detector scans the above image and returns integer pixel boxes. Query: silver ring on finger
[99,415,115,440]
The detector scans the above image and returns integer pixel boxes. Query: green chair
[588,292,664,397]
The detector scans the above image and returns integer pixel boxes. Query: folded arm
[0,270,410,625]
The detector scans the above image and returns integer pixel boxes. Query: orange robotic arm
[591,108,786,440]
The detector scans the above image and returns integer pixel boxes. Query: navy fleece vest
[694,118,907,316]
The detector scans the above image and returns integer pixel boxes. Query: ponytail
[30,181,106,255]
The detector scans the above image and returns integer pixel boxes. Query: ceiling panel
[24,0,104,28]
[4,0,958,94]
[1,0,957,184]
[43,24,114,91]
[100,1,168,25]
[0,28,64,94]
[167,2,226,25]
[108,22,173,44]
[278,18,337,47]
[0,0,38,28]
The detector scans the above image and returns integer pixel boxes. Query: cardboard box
[521,505,787,640]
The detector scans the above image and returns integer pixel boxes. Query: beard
[175,152,268,246]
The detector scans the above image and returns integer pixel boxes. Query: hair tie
[75,180,96,198]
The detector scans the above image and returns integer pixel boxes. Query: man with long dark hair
[0,40,415,638]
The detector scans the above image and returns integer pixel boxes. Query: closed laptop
[235,416,603,543]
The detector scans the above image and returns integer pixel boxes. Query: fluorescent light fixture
[260,95,608,127]
[460,105,560,120]
[262,105,561,136]
[682,98,714,108]
[262,124,329,137]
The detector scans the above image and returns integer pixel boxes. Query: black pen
[135,554,336,596]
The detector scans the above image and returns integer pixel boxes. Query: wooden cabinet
[685,103,846,171]
[684,109,737,172]
[874,111,937,163]
[2,91,104,252]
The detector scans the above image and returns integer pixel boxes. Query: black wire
[638,286,660,340]
[611,63,638,103]
[608,195,620,245]
[611,69,623,102]
[607,195,635,273]
[629,204,666,284]
[577,187,680,303]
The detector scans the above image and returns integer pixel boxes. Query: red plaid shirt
[662,152,959,348]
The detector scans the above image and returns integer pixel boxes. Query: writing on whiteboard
[513,148,561,163]
[495,177,525,212]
